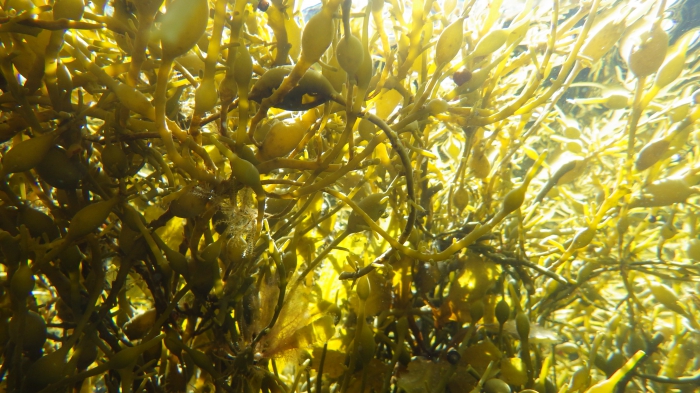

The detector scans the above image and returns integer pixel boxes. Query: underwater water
[1,0,700,392]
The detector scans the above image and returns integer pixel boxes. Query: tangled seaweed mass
[1,0,700,392]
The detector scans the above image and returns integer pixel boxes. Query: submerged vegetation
[1,0,700,391]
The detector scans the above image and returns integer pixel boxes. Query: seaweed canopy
[3,0,700,392]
